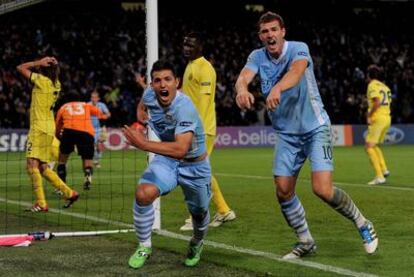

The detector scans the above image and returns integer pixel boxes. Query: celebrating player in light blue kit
[235,12,378,259]
[89,90,111,168]
[123,60,211,268]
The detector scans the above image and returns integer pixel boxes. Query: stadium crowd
[1,1,413,128]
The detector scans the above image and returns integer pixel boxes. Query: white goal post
[145,0,161,230]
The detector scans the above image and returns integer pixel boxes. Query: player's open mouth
[268,39,277,46]
[160,90,169,97]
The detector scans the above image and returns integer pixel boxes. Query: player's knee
[274,177,295,201]
[312,185,332,201]
[365,142,375,150]
[26,166,38,175]
[135,184,159,206]
[38,163,49,174]
[276,186,294,201]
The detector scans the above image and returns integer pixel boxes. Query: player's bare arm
[135,72,148,89]
[136,98,149,125]
[123,125,193,159]
[16,57,58,79]
[266,59,308,110]
[55,110,63,139]
[91,105,110,120]
[235,67,256,109]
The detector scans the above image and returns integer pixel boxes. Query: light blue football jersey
[89,101,109,130]
[142,88,206,159]
[245,41,330,134]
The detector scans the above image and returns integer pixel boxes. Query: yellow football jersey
[182,57,216,136]
[29,72,61,135]
[367,79,391,119]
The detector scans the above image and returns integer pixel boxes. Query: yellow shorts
[205,135,216,156]
[26,130,58,163]
[366,116,391,144]
[50,136,60,162]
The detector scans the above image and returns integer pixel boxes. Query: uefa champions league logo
[363,127,405,145]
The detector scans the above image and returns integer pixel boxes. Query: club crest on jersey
[165,113,174,123]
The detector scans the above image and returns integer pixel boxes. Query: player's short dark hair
[257,11,285,30]
[185,32,204,44]
[367,64,384,80]
[150,60,177,78]
[39,63,60,86]
[62,91,82,104]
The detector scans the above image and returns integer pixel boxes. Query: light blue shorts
[273,125,334,176]
[139,154,211,214]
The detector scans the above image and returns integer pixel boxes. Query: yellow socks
[28,167,46,208]
[42,167,73,199]
[374,146,388,173]
[211,175,230,215]
[366,147,384,178]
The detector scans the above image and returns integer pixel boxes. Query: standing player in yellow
[365,64,391,185]
[17,56,79,212]
[180,32,236,231]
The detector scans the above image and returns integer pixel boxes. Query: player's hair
[185,32,204,45]
[62,91,82,104]
[150,60,177,78]
[39,63,60,87]
[257,11,285,30]
[91,90,99,97]
[367,64,384,80]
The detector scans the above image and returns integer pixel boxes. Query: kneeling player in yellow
[365,65,391,185]
[17,57,79,212]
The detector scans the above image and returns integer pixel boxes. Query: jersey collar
[266,41,288,64]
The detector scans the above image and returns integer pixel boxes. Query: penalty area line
[0,197,377,277]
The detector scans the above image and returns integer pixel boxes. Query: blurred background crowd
[1,0,413,128]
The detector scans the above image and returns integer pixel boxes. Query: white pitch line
[157,229,377,277]
[0,197,377,277]
[2,172,412,192]
[215,172,414,192]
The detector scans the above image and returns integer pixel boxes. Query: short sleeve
[198,65,215,95]
[244,50,260,74]
[142,88,154,106]
[292,42,311,64]
[100,103,110,113]
[30,72,42,87]
[175,101,197,135]
[368,84,381,100]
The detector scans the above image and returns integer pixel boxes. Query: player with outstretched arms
[235,11,378,259]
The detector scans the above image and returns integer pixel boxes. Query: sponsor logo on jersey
[179,121,193,127]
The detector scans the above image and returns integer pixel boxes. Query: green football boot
[184,241,204,267]
[128,245,152,269]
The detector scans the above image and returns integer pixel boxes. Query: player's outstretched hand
[122,125,147,150]
[236,91,255,110]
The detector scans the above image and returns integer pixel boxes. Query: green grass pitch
[1,145,413,276]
